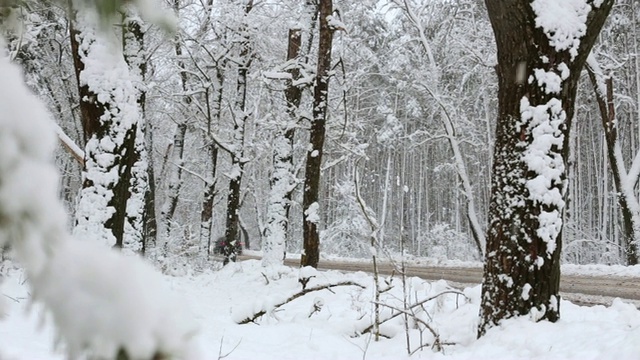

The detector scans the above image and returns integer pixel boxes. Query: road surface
[241,255,640,306]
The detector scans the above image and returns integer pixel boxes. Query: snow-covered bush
[416,223,478,261]
[322,181,372,258]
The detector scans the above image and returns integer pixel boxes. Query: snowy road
[241,255,640,304]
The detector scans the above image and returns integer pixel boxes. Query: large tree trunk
[263,29,303,267]
[478,0,613,336]
[223,0,253,264]
[70,3,140,248]
[301,0,336,268]
[586,60,640,265]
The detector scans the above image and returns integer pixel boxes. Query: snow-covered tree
[222,0,254,264]
[478,0,614,335]
[70,1,142,248]
[262,0,317,267]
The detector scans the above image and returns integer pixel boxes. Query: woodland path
[240,255,640,306]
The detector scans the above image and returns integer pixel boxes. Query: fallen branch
[360,290,467,334]
[237,281,365,324]
[375,301,446,351]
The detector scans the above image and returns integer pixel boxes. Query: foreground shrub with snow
[0,42,200,359]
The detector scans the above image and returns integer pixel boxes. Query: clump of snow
[531,0,593,60]
[305,202,320,224]
[522,283,532,300]
[520,97,566,251]
[532,68,563,94]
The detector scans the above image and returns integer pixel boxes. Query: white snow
[531,0,594,60]
[305,202,320,224]
[520,96,566,252]
[2,260,640,359]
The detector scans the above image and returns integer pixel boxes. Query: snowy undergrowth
[2,260,640,359]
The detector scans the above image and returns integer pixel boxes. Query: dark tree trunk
[479,0,613,336]
[586,66,639,265]
[69,6,139,248]
[223,0,253,264]
[301,0,335,268]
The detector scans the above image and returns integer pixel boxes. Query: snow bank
[3,259,640,359]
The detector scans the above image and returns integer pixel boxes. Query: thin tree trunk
[201,66,224,257]
[301,0,336,268]
[223,0,253,264]
[263,29,302,267]
[160,0,189,250]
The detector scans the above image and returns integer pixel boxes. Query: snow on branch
[53,123,85,166]
[235,281,365,324]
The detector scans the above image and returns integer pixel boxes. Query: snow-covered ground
[1,259,639,359]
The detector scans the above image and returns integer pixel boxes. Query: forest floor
[1,255,640,359]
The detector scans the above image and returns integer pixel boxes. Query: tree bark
[263,29,303,267]
[223,0,253,264]
[479,0,613,336]
[69,3,140,248]
[123,8,151,254]
[201,65,224,258]
[301,0,336,268]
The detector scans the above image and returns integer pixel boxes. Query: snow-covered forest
[1,0,640,359]
[7,0,640,265]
